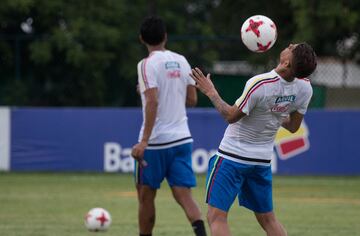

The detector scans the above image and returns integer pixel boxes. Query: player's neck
[275,67,295,82]
[147,44,166,54]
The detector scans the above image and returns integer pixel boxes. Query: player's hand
[131,141,148,167]
[190,67,217,97]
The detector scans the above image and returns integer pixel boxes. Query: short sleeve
[235,78,264,115]
[183,59,196,86]
[137,58,158,93]
[297,84,313,114]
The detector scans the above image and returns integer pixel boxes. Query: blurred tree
[290,0,360,58]
[208,0,360,61]
[1,0,141,106]
[0,0,359,106]
[208,0,295,68]
[0,0,217,106]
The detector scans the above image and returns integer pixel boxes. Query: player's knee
[207,208,227,225]
[172,188,191,205]
[172,191,183,204]
[138,190,156,205]
[139,195,155,205]
[256,212,277,228]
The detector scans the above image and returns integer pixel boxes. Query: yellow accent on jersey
[235,76,278,107]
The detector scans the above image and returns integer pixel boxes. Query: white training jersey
[217,70,313,166]
[137,50,195,149]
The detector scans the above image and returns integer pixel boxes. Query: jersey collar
[272,69,296,85]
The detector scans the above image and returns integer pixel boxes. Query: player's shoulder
[167,50,183,57]
[296,77,311,84]
[137,59,145,67]
[295,77,313,97]
[296,77,312,89]
[137,53,159,70]
[165,50,188,61]
[246,71,280,86]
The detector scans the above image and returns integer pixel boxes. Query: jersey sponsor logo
[165,61,181,78]
[275,95,296,103]
[165,61,180,69]
[167,70,181,79]
[271,95,296,113]
[271,103,290,112]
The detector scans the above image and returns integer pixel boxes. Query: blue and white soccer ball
[85,207,112,232]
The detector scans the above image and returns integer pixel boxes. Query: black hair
[292,43,317,78]
[140,16,166,46]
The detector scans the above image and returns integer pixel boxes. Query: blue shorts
[205,155,273,213]
[134,142,196,189]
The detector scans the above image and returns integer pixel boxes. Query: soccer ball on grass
[240,15,277,53]
[84,208,112,232]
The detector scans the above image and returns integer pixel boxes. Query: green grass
[0,173,359,236]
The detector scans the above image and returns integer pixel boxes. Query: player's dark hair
[140,16,166,46]
[292,43,317,78]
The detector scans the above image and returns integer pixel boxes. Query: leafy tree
[209,0,360,61]
[0,0,359,106]
[290,0,360,58]
[0,0,217,106]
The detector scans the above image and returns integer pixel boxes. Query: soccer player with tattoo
[190,43,317,236]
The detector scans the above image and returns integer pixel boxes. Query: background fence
[2,35,359,109]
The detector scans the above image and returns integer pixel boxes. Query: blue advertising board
[8,108,360,175]
[275,110,360,175]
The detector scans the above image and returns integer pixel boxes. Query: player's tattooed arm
[190,67,245,123]
[209,93,232,118]
[208,92,246,123]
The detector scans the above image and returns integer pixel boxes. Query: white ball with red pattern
[85,208,112,232]
[241,15,277,53]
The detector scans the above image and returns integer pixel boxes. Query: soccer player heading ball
[190,43,317,236]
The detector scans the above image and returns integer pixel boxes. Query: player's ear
[285,60,291,69]
[284,59,290,68]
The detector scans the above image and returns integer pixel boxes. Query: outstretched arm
[190,67,246,123]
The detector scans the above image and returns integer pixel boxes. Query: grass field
[0,173,359,236]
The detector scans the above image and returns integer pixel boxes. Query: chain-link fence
[211,58,360,109]
[310,59,360,108]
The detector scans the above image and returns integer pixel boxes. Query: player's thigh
[239,165,273,213]
[134,149,167,189]
[167,143,196,188]
[205,155,243,212]
[137,184,157,203]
